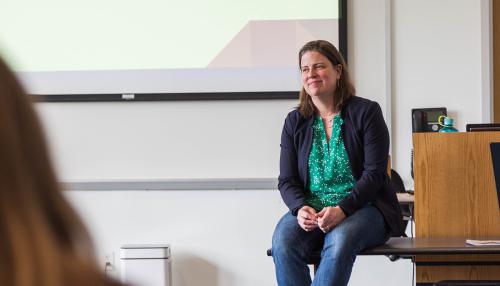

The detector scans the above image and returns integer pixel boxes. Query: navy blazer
[278,96,403,236]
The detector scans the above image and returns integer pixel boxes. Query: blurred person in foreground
[0,56,123,286]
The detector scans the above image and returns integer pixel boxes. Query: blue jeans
[272,205,388,286]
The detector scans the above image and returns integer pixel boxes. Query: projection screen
[0,0,347,101]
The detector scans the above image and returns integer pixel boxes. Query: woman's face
[300,51,340,99]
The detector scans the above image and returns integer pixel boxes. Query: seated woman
[272,40,403,286]
[0,56,124,286]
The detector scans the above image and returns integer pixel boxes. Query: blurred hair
[297,40,356,117]
[0,57,121,286]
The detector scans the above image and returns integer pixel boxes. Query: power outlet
[104,251,116,275]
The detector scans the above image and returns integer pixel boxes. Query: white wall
[39,100,295,181]
[33,0,489,285]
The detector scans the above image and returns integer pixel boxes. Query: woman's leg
[312,205,389,286]
[272,212,323,286]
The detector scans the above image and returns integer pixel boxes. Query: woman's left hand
[317,206,346,233]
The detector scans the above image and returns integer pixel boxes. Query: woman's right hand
[297,206,318,232]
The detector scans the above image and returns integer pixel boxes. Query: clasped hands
[297,205,346,233]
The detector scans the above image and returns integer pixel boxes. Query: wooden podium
[413,132,500,283]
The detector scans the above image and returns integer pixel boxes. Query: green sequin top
[306,115,356,211]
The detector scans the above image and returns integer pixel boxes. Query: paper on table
[466,239,500,246]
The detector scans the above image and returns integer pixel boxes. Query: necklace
[321,114,335,128]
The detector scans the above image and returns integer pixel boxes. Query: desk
[363,237,500,257]
[267,237,500,285]
[267,237,500,263]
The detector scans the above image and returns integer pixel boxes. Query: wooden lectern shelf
[413,132,500,283]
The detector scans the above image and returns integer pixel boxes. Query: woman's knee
[272,213,307,258]
[272,223,297,255]
[272,234,294,259]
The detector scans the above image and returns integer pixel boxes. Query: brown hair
[0,57,121,286]
[297,40,355,117]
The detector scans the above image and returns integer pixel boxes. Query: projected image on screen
[0,0,344,98]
